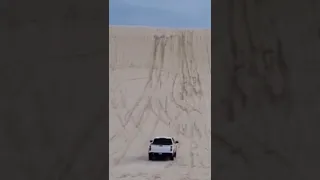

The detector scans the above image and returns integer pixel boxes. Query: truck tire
[148,153,153,161]
[169,154,174,161]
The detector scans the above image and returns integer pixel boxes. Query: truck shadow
[120,155,171,165]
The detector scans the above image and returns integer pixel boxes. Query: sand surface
[109,26,211,180]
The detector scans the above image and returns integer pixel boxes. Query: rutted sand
[109,26,211,180]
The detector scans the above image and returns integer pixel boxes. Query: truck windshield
[152,138,172,145]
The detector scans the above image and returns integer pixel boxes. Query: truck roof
[153,136,172,139]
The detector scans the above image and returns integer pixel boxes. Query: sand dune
[109,26,211,180]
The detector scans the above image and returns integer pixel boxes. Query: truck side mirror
[150,140,153,143]
[175,141,179,143]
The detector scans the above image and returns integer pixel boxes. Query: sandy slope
[109,26,211,180]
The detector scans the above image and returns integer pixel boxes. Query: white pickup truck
[148,136,179,160]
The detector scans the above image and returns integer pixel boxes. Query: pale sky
[109,0,211,28]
